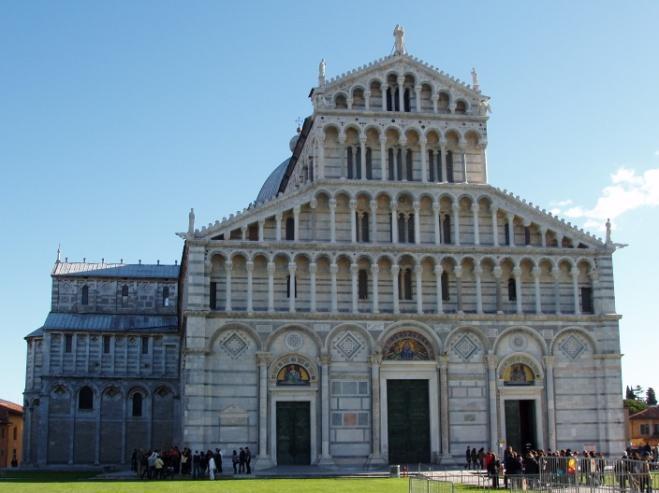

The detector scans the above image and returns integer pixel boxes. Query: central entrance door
[276,401,311,465]
[387,379,430,464]
[505,400,537,452]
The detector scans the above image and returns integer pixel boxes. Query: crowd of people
[130,445,254,480]
[464,444,659,491]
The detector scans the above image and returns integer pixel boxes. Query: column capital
[454,266,463,278]
[412,200,420,210]
[432,201,440,212]
[359,135,367,144]
[275,212,283,221]
[390,203,398,212]
[507,212,515,222]
[397,75,405,85]
[288,262,297,274]
[293,205,301,215]
[309,262,317,274]
[474,265,483,276]
[267,261,276,274]
[544,355,555,367]
[434,264,444,275]
[256,352,272,365]
[258,219,265,226]
[370,264,380,274]
[330,263,338,274]
[338,133,346,144]
[319,353,331,366]
[419,134,427,145]
[414,264,423,274]
[246,260,254,273]
[471,202,480,213]
[310,198,318,209]
[391,264,400,275]
[369,199,378,210]
[379,135,387,145]
[350,263,359,274]
[589,269,599,282]
[225,260,233,271]
[531,266,540,279]
[513,266,522,278]
[491,206,498,215]
[452,202,460,212]
[437,355,449,369]
[348,199,357,210]
[486,352,498,369]
[368,352,383,366]
[329,198,337,209]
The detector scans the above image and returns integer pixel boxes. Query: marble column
[275,213,282,242]
[330,262,338,312]
[369,354,384,463]
[590,270,600,314]
[379,136,387,180]
[309,262,317,312]
[288,262,296,312]
[472,202,480,245]
[246,260,254,314]
[397,75,404,111]
[369,200,378,242]
[440,144,448,182]
[391,264,400,314]
[553,271,561,314]
[267,261,275,312]
[329,198,337,243]
[293,206,300,241]
[507,213,515,247]
[420,136,428,182]
[381,87,387,111]
[487,353,498,453]
[455,265,464,313]
[572,269,581,315]
[256,352,273,466]
[241,226,247,241]
[513,266,523,314]
[349,199,357,243]
[317,136,325,179]
[225,260,232,311]
[492,207,499,247]
[452,203,461,246]
[461,150,468,183]
[371,264,379,313]
[390,204,398,244]
[433,202,441,245]
[351,264,359,313]
[338,133,347,178]
[439,355,450,457]
[434,264,444,314]
[432,93,438,113]
[475,265,483,314]
[540,226,547,248]
[359,136,367,179]
[319,353,334,464]
[413,201,421,244]
[494,266,503,314]
[364,90,371,111]
[414,84,422,112]
[544,356,557,451]
[415,265,423,314]
[532,267,542,314]
[258,221,265,242]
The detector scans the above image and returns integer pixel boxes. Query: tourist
[208,453,217,480]
[245,446,252,474]
[215,448,223,473]
[239,447,246,473]
[487,453,499,488]
[232,450,238,474]
[154,453,165,480]
[465,446,472,469]
[192,450,201,479]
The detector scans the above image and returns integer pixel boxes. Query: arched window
[408,214,415,243]
[446,151,454,183]
[396,149,403,180]
[356,212,369,242]
[405,149,413,181]
[397,213,406,243]
[365,147,373,179]
[403,88,411,112]
[78,386,94,410]
[428,150,435,182]
[286,275,297,298]
[508,278,517,302]
[355,146,362,179]
[524,226,531,246]
[504,223,511,245]
[386,86,394,111]
[162,286,170,307]
[346,146,354,179]
[285,217,295,241]
[394,87,400,111]
[210,281,217,310]
[81,285,89,306]
[358,269,368,300]
[442,215,452,244]
[132,393,143,417]
[455,100,467,114]
[441,271,450,301]
[436,150,443,182]
[399,268,413,300]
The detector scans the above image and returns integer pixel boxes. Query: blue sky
[1,1,658,405]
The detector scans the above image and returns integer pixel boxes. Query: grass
[0,476,409,493]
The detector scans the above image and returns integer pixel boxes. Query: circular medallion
[285,332,303,351]
[510,334,527,350]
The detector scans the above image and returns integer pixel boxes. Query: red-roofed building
[0,399,23,468]
[629,406,659,447]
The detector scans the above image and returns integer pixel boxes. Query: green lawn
[0,477,408,493]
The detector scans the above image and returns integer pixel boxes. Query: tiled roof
[255,158,290,204]
[26,312,179,338]
[630,406,659,420]
[52,262,179,279]
[0,399,23,415]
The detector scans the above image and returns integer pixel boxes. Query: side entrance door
[276,401,311,465]
[387,379,430,464]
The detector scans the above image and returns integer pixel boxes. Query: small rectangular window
[162,286,170,307]
[210,282,217,310]
[141,336,149,354]
[640,424,650,435]
[581,287,593,314]
[358,269,368,300]
[65,334,73,353]
[103,335,111,354]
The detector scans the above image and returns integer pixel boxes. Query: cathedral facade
[23,28,625,467]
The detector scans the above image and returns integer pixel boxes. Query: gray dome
[255,158,290,204]
[289,134,300,152]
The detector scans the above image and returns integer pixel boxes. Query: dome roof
[255,158,290,204]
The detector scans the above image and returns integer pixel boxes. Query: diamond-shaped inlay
[335,332,363,360]
[454,334,478,361]
[221,332,249,359]
[559,334,586,360]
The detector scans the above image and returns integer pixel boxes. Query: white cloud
[654,150,659,157]
[552,166,659,231]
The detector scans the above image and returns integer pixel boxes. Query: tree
[624,399,647,415]
[646,387,657,406]
[633,385,645,400]
[626,386,636,400]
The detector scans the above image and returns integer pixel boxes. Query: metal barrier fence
[408,458,659,493]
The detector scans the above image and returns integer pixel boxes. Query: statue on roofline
[393,25,406,55]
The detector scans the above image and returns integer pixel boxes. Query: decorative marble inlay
[335,332,363,360]
[511,334,527,350]
[559,334,586,360]
[220,332,249,359]
[285,331,303,351]
[453,334,479,361]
